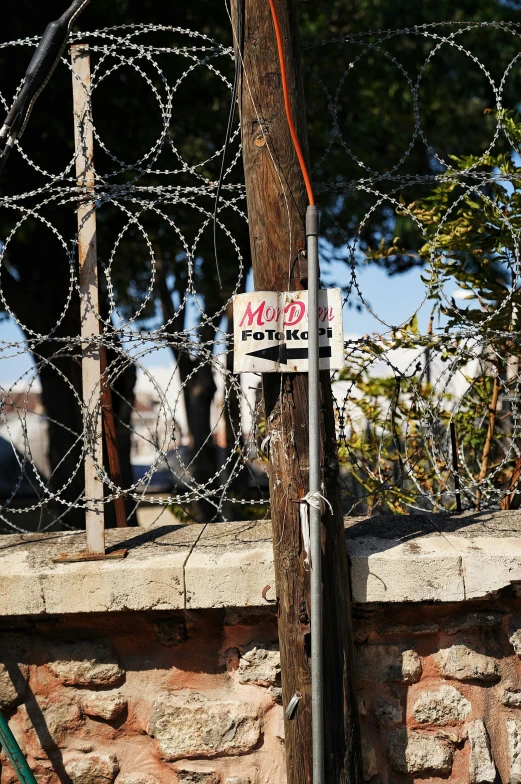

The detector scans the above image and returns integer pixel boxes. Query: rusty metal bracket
[52,549,127,564]
[261,584,277,604]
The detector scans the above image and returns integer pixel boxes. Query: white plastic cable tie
[260,435,270,455]
[301,491,333,516]
[298,492,332,570]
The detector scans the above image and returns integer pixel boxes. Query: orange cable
[267,0,315,206]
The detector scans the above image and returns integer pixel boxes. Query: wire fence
[1,20,521,533]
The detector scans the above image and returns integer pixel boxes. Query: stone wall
[2,515,521,783]
[355,594,521,783]
[0,608,283,784]
[6,596,521,784]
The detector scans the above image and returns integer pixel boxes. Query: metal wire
[0,24,266,532]
[305,20,521,515]
[1,20,521,534]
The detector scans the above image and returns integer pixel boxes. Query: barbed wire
[1,20,521,534]
[305,20,521,514]
[0,24,265,533]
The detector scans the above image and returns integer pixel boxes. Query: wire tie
[285,691,302,720]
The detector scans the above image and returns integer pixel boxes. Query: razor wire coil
[1,20,521,532]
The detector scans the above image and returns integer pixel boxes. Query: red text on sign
[238,299,334,328]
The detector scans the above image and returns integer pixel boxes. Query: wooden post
[71,43,105,554]
[99,340,128,528]
[231,1,363,781]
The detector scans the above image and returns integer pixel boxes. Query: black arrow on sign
[244,344,284,363]
[245,344,332,364]
[286,346,332,361]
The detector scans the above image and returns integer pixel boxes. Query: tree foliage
[343,112,521,512]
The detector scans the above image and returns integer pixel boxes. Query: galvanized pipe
[306,204,324,784]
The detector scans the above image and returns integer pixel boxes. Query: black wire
[0,145,11,176]
[213,0,243,290]
[0,0,91,172]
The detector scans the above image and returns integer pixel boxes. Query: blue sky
[328,260,434,337]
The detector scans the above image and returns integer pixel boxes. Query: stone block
[0,662,28,710]
[438,728,462,744]
[461,537,521,599]
[435,645,499,682]
[34,526,201,615]
[64,753,119,784]
[176,772,218,784]
[401,650,422,683]
[149,695,260,760]
[24,698,84,750]
[347,535,465,603]
[274,706,285,742]
[238,644,280,687]
[356,646,421,684]
[117,778,158,784]
[413,685,471,725]
[224,779,251,784]
[82,691,127,721]
[509,719,521,784]
[46,639,124,687]
[374,699,402,728]
[503,689,521,708]
[75,744,95,754]
[510,627,521,656]
[388,728,453,775]
[468,719,496,784]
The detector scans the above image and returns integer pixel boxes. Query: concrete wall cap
[0,512,520,615]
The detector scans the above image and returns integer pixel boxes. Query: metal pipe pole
[307,204,324,784]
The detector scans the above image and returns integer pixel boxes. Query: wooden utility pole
[231,1,363,781]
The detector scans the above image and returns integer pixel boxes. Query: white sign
[233,289,344,373]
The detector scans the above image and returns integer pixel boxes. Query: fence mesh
[1,20,521,533]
